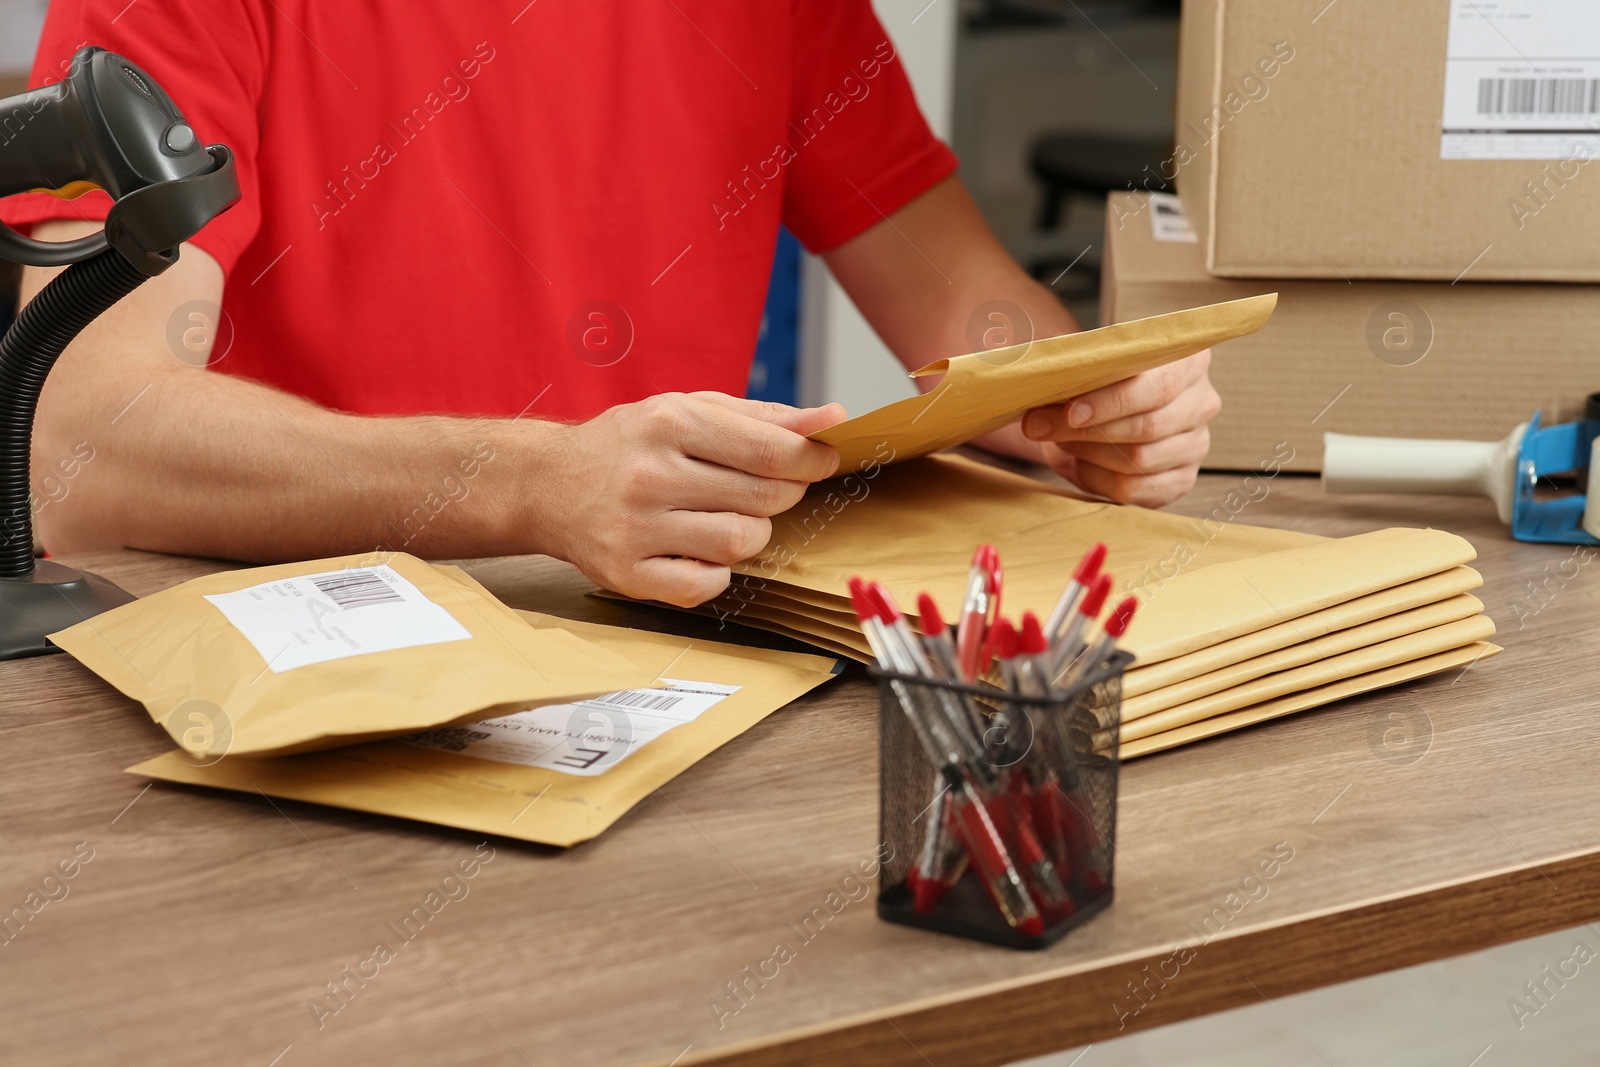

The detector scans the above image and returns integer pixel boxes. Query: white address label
[400,679,741,777]
[1147,192,1197,243]
[1441,0,1600,160]
[204,566,471,673]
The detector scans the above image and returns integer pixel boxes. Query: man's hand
[541,393,845,608]
[821,175,1222,509]
[1020,349,1221,507]
[19,222,845,593]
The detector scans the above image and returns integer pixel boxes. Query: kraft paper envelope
[128,610,842,847]
[1120,615,1498,743]
[53,555,659,758]
[727,455,1476,668]
[595,589,874,660]
[702,602,871,661]
[725,573,859,614]
[732,453,1313,633]
[698,584,1486,717]
[1121,594,1487,720]
[1120,567,1483,697]
[812,294,1278,472]
[1121,643,1502,759]
[721,577,1484,685]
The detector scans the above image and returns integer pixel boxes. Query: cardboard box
[1102,192,1595,471]
[1174,0,1600,281]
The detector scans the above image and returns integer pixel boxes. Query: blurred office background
[0,0,47,335]
[800,0,1180,416]
[3,2,1597,1061]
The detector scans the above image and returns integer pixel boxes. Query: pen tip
[867,581,903,624]
[1074,541,1108,583]
[1019,612,1047,655]
[992,616,1020,660]
[973,543,1002,587]
[916,592,945,636]
[1080,573,1113,617]
[848,577,876,621]
[1105,596,1139,638]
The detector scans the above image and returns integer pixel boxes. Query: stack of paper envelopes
[642,292,1496,756]
[678,454,1497,758]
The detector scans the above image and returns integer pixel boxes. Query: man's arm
[822,176,1220,506]
[21,220,844,606]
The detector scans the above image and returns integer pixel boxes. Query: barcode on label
[1477,77,1600,115]
[584,690,684,712]
[309,569,405,609]
[402,726,491,752]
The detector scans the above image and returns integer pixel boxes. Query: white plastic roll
[1322,425,1527,526]
[1586,437,1600,542]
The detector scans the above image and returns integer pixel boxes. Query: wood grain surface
[2,468,1596,1067]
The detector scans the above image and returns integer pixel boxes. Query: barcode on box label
[583,690,684,712]
[1477,77,1600,116]
[309,569,405,609]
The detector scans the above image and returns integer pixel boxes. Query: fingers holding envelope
[1020,349,1222,508]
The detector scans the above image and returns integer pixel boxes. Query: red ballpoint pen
[916,592,962,681]
[1057,596,1139,692]
[945,767,1045,936]
[955,545,1001,682]
[1048,572,1112,681]
[867,582,987,769]
[918,592,989,743]
[1045,599,1136,901]
[912,784,968,913]
[1014,611,1079,909]
[989,615,1021,705]
[1045,541,1107,645]
[987,613,1075,921]
[1017,611,1053,696]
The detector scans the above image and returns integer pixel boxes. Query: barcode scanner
[0,45,240,659]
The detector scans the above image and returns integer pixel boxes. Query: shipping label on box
[1102,192,1594,471]
[1176,0,1600,280]
[1441,0,1600,161]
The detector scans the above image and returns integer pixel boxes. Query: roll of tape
[1585,437,1600,543]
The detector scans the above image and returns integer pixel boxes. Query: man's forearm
[21,220,568,562]
[820,176,1075,463]
[35,362,563,561]
[824,177,1078,370]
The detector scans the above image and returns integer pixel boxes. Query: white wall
[797,0,958,414]
[0,0,49,73]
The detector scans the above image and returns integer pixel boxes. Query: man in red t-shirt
[7,1,1221,607]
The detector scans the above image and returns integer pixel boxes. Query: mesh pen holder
[875,650,1131,950]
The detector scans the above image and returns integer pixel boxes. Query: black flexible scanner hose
[0,45,239,656]
[0,249,148,577]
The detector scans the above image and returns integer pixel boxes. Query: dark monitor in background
[965,0,1180,30]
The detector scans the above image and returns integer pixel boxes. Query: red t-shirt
[2,1,957,421]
